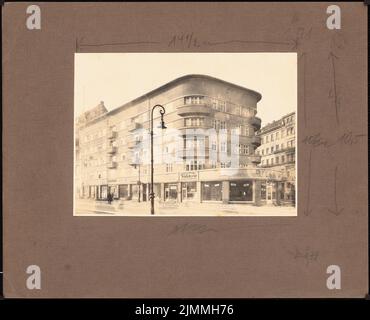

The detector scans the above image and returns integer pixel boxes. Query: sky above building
[74,53,296,126]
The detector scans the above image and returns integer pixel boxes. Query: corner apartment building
[256,112,296,205]
[75,74,288,206]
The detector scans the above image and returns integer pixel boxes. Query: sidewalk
[74,199,296,216]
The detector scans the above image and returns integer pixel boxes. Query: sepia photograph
[74,53,297,216]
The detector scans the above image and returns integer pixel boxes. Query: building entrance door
[266,184,273,204]
[164,184,178,202]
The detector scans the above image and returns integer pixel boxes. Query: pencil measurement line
[329,52,340,125]
[204,39,294,47]
[79,41,160,48]
[304,148,313,216]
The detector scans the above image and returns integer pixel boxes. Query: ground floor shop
[77,179,295,206]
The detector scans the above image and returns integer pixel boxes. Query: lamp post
[150,104,166,215]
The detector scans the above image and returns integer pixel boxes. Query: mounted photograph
[74,53,297,216]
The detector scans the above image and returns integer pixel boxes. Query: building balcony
[107,161,117,169]
[128,122,142,132]
[248,117,261,131]
[285,147,296,154]
[128,140,141,149]
[176,148,211,159]
[177,104,213,117]
[107,146,117,154]
[251,135,261,147]
[107,130,117,139]
[273,146,295,155]
[250,155,262,164]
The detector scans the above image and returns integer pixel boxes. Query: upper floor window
[185,117,205,127]
[166,163,173,172]
[219,101,227,112]
[184,96,204,105]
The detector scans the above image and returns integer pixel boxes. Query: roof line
[107,74,262,116]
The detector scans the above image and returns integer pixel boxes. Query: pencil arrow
[327,166,344,216]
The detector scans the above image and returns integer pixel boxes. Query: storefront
[118,184,129,199]
[201,181,223,201]
[229,180,253,202]
[181,182,197,201]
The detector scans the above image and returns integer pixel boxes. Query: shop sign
[180,171,198,181]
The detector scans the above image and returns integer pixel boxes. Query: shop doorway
[266,183,276,204]
[164,184,178,202]
[181,182,197,201]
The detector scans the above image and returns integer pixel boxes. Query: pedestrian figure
[107,192,113,204]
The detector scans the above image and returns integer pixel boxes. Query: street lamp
[150,104,166,215]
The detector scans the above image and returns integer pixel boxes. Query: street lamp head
[158,120,167,129]
[158,109,167,129]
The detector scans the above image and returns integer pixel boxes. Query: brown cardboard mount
[2,2,368,298]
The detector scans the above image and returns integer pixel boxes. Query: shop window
[230,180,253,201]
[201,182,222,201]
[119,185,128,198]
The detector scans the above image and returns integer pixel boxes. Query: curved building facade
[75,75,285,206]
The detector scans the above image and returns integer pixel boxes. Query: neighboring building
[75,74,289,206]
[256,112,296,205]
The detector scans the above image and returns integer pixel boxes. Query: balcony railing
[128,122,141,132]
[273,146,295,154]
[128,140,141,149]
[107,130,117,139]
[177,105,214,117]
[107,161,117,169]
[107,146,117,154]
[248,117,262,131]
[251,135,261,147]
[250,155,262,164]
[175,148,211,159]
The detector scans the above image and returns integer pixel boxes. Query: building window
[261,149,264,155]
[271,158,274,165]
[271,134,274,141]
[221,142,227,152]
[271,146,274,153]
[276,157,279,164]
[185,117,204,127]
[266,135,269,143]
[184,96,204,105]
[211,140,217,151]
[211,99,218,109]
[219,101,227,112]
[276,145,279,151]
[166,163,173,172]
[281,155,285,163]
